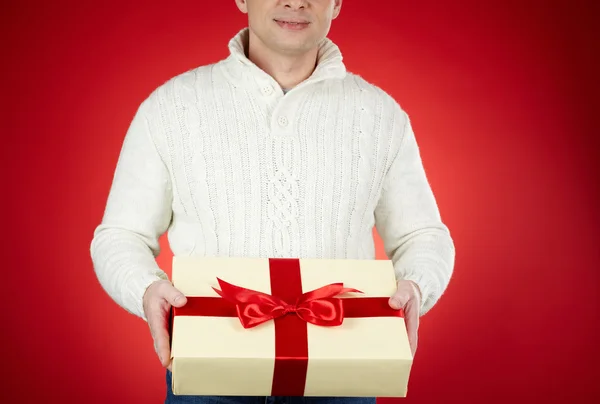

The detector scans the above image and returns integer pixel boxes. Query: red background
[4,0,599,403]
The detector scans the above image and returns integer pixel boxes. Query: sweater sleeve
[90,95,173,321]
[374,107,455,316]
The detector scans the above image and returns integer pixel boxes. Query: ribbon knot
[282,304,297,314]
[212,278,362,329]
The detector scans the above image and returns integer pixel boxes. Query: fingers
[404,299,419,356]
[145,280,185,369]
[389,280,421,356]
[148,302,172,368]
[389,294,418,355]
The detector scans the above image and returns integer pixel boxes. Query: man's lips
[274,18,311,29]
[274,18,310,24]
[274,19,310,31]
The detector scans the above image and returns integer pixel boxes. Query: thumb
[162,284,187,307]
[388,294,405,310]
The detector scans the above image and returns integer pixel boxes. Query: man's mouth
[274,19,311,30]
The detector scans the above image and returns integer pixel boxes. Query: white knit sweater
[90,28,455,321]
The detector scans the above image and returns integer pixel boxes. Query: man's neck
[246,31,319,90]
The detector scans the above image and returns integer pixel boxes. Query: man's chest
[155,82,394,223]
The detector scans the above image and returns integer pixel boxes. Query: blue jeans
[165,370,377,404]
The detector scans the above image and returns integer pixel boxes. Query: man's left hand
[388,280,422,356]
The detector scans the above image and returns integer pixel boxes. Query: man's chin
[270,39,317,56]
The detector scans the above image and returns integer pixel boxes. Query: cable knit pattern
[267,135,300,256]
[90,28,455,321]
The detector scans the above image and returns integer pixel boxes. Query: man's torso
[143,56,404,261]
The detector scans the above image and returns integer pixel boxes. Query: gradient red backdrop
[4,0,599,403]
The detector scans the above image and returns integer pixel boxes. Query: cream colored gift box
[169,256,413,397]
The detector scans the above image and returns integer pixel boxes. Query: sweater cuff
[397,271,439,317]
[124,269,169,321]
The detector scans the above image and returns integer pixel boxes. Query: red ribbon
[171,258,403,396]
[212,278,362,328]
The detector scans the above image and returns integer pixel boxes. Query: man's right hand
[142,279,187,371]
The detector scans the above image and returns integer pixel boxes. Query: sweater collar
[220,27,346,89]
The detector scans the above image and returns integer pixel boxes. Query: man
[90,0,455,403]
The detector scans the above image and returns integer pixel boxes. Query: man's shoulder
[146,62,219,101]
[342,72,407,116]
[342,72,404,110]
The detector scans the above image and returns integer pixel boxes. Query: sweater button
[261,85,273,96]
[278,116,289,127]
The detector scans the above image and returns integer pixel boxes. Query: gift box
[169,256,413,397]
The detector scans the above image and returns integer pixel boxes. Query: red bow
[212,278,362,329]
